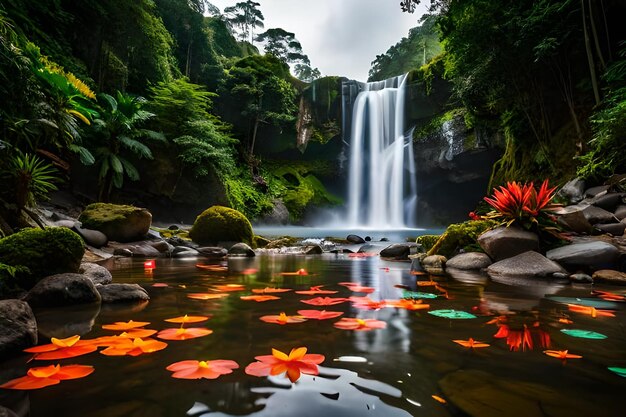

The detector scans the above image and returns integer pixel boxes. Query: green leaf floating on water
[560,329,608,339]
[608,367,626,378]
[428,309,477,319]
[402,290,438,299]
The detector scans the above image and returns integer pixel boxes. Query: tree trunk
[582,0,601,105]
[250,114,260,155]
[588,0,606,71]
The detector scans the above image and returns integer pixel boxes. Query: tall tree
[256,28,309,64]
[224,1,264,44]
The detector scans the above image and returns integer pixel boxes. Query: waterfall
[344,74,417,228]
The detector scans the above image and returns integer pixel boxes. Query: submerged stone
[487,251,565,278]
[97,283,149,303]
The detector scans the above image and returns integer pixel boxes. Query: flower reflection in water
[187,366,414,417]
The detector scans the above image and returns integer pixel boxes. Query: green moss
[253,235,270,248]
[189,206,253,245]
[416,234,441,252]
[0,227,84,289]
[79,203,141,229]
[427,220,496,257]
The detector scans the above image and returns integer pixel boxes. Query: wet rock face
[25,273,101,307]
[79,203,152,243]
[97,284,149,303]
[79,263,112,285]
[446,252,492,270]
[592,269,626,285]
[380,243,417,260]
[487,251,566,278]
[0,300,37,357]
[228,243,256,257]
[546,241,620,268]
[477,227,539,261]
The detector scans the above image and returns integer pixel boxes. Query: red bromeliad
[483,179,558,226]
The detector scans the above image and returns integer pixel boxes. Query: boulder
[79,203,152,242]
[583,205,618,224]
[346,234,366,244]
[266,237,298,249]
[591,193,623,212]
[556,205,594,234]
[615,205,626,220]
[25,273,100,307]
[73,225,108,248]
[592,269,626,285]
[585,185,610,198]
[79,262,112,285]
[357,244,382,254]
[487,251,566,278]
[173,247,199,258]
[97,283,149,303]
[304,245,323,255]
[54,220,76,228]
[0,300,37,357]
[148,240,173,253]
[557,178,585,204]
[446,252,492,270]
[546,241,619,268]
[166,236,198,249]
[196,246,228,259]
[228,242,256,257]
[595,222,626,236]
[189,206,253,246]
[108,241,161,257]
[259,199,290,225]
[569,273,593,283]
[0,227,85,290]
[422,254,447,269]
[477,227,539,261]
[380,243,411,259]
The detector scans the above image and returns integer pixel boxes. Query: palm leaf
[109,154,123,174]
[118,135,153,159]
[118,157,140,181]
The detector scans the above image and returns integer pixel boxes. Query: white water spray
[345,74,417,228]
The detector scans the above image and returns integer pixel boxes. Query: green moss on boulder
[189,206,253,245]
[79,203,152,242]
[0,228,84,289]
[427,220,496,258]
[416,234,441,252]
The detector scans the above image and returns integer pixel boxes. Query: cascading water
[344,74,417,228]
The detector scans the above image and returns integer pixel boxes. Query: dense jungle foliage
[0,0,624,234]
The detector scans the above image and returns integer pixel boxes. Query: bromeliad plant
[482,179,560,230]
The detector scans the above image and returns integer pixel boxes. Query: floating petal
[164,315,210,324]
[402,290,438,299]
[560,329,607,339]
[157,327,213,341]
[608,367,626,377]
[428,309,477,319]
[240,295,280,302]
[187,293,229,300]
[297,310,344,320]
[166,360,239,379]
[300,297,348,306]
[102,320,150,331]
[260,313,307,325]
[333,318,387,331]
[252,287,292,294]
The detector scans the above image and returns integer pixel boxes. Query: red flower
[297,310,344,320]
[468,211,481,220]
[0,364,94,390]
[260,312,307,325]
[245,347,325,383]
[157,327,213,341]
[300,296,348,306]
[240,295,280,302]
[100,337,167,356]
[453,338,490,349]
[333,318,387,331]
[295,286,338,295]
[166,359,239,379]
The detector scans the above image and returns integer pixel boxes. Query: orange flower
[157,327,213,341]
[280,268,310,276]
[385,299,430,311]
[102,320,150,331]
[23,335,97,360]
[295,286,338,295]
[333,318,387,331]
[240,295,280,302]
[350,297,386,310]
[164,315,210,324]
[568,304,615,318]
[592,290,625,301]
[187,293,229,300]
[166,359,239,379]
[338,282,362,287]
[259,312,307,325]
[543,350,582,361]
[346,285,376,294]
[297,310,344,320]
[0,364,94,390]
[300,296,348,306]
[452,338,490,348]
[252,287,292,294]
[245,347,325,383]
[100,337,167,356]
[213,284,246,292]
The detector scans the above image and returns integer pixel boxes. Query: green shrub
[427,220,496,257]
[0,263,29,299]
[0,227,84,289]
[189,206,253,245]
[415,234,441,252]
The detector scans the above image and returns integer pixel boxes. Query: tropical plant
[482,179,561,232]
[224,1,264,44]
[255,28,309,65]
[89,92,165,201]
[0,152,60,228]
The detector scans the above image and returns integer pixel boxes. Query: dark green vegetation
[0,227,84,291]
[397,0,626,188]
[190,205,253,245]
[424,220,496,258]
[0,0,335,233]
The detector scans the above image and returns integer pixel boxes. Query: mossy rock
[0,228,85,290]
[189,206,253,246]
[427,220,497,258]
[79,203,152,242]
[416,234,441,252]
[254,235,270,248]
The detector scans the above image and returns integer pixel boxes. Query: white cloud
[208,0,425,81]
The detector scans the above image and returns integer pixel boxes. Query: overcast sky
[209,0,426,81]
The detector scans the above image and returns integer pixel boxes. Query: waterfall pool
[1,254,624,417]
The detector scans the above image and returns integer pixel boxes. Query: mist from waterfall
[344,74,417,228]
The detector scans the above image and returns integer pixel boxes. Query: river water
[1,254,625,417]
